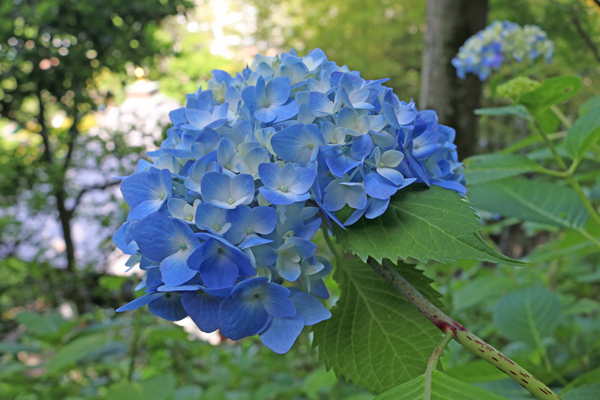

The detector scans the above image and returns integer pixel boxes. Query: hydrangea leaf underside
[312,260,443,393]
[333,184,524,265]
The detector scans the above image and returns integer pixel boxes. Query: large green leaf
[493,287,561,347]
[565,105,600,161]
[579,95,600,116]
[452,276,515,312]
[518,76,582,112]
[46,334,109,373]
[562,384,600,400]
[561,367,600,394]
[102,374,176,400]
[444,360,507,384]
[467,179,589,229]
[375,370,508,400]
[474,105,529,119]
[334,185,523,265]
[312,260,443,393]
[464,154,543,185]
[518,76,582,133]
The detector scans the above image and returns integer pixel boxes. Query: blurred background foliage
[0,0,599,399]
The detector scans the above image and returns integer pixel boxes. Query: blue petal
[350,134,372,160]
[201,172,231,206]
[133,213,198,262]
[120,172,153,208]
[248,206,277,234]
[160,250,198,287]
[186,108,213,130]
[238,234,273,249]
[148,292,188,321]
[271,99,299,123]
[181,290,224,333]
[169,107,186,126]
[230,174,255,205]
[259,314,304,354]
[258,162,282,190]
[365,197,391,219]
[254,106,278,123]
[289,291,331,325]
[220,296,270,340]
[261,283,295,317]
[241,85,258,112]
[113,221,137,255]
[288,167,316,194]
[116,292,162,312]
[266,76,292,105]
[309,92,333,117]
[259,187,303,205]
[270,124,306,162]
[326,154,361,178]
[363,169,399,200]
[128,199,165,221]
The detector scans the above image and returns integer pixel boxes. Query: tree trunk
[419,0,488,159]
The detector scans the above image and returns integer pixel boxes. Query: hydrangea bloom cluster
[113,48,465,353]
[452,21,554,81]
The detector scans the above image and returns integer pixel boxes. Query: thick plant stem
[367,259,562,400]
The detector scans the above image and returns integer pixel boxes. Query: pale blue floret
[195,203,231,236]
[201,172,255,209]
[241,76,299,123]
[258,163,316,205]
[270,124,325,166]
[120,168,172,221]
[133,212,200,287]
[168,198,200,224]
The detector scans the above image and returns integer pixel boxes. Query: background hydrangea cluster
[113,48,465,353]
[452,20,555,80]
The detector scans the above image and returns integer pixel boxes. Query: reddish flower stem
[367,258,561,400]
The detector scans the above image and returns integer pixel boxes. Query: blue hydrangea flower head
[114,47,466,353]
[452,20,554,81]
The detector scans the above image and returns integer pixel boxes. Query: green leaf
[474,105,529,119]
[452,276,515,312]
[103,374,176,400]
[565,106,600,161]
[302,366,338,399]
[464,154,543,185]
[518,76,582,112]
[473,379,533,400]
[16,312,65,337]
[0,342,42,354]
[534,108,561,134]
[46,334,108,373]
[561,368,600,394]
[312,260,443,393]
[579,95,600,116]
[467,179,589,229]
[518,76,582,133]
[0,362,29,378]
[375,370,508,400]
[334,185,523,265]
[561,383,600,400]
[493,287,561,347]
[175,386,204,400]
[444,360,507,384]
